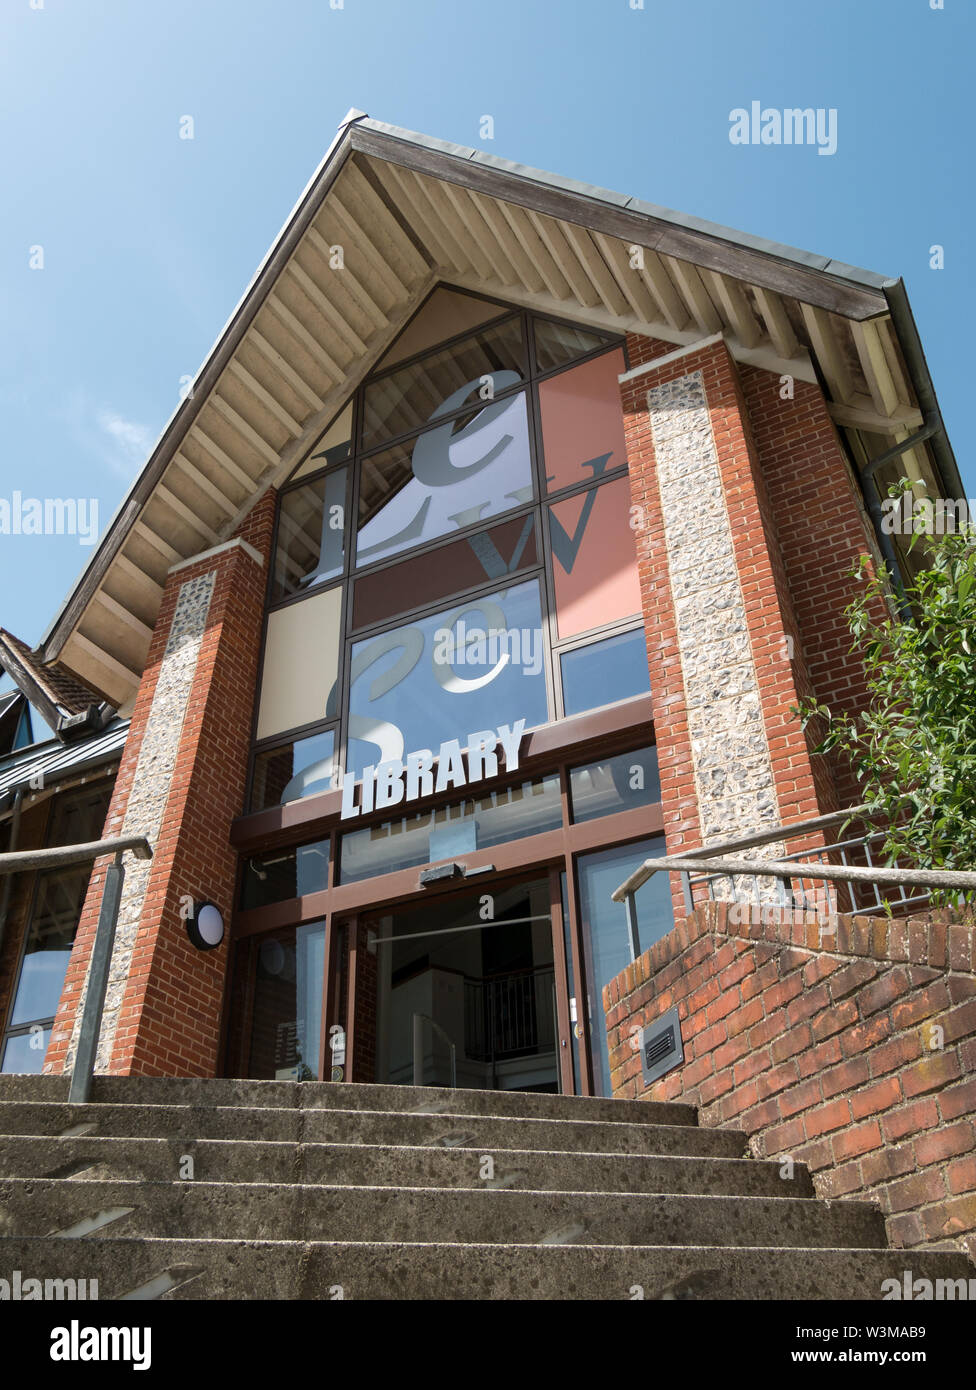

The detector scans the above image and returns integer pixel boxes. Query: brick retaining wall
[604,901,976,1260]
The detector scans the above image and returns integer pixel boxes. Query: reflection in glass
[289,404,353,482]
[346,578,548,779]
[356,390,533,569]
[245,924,326,1080]
[250,729,335,812]
[561,628,650,717]
[576,838,674,1095]
[339,774,562,883]
[361,317,526,448]
[10,868,91,1027]
[533,319,618,374]
[1,1028,50,1075]
[570,747,660,824]
[240,841,330,910]
[272,467,347,602]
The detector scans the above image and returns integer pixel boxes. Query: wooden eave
[37,113,946,708]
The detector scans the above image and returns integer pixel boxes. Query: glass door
[357,874,571,1092]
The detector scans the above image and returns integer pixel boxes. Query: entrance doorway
[366,877,559,1093]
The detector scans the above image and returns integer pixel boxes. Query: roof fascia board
[39,116,367,664]
[348,121,890,311]
[882,277,964,503]
[0,641,70,730]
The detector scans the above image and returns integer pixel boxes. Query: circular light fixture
[186,901,225,952]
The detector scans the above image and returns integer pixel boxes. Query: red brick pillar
[619,335,833,914]
[739,365,883,808]
[45,492,275,1078]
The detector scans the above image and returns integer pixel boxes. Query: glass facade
[230,289,668,1099]
[253,291,648,815]
[346,576,548,780]
[339,774,562,883]
[569,746,660,824]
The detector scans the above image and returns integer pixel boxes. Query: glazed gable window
[250,289,649,814]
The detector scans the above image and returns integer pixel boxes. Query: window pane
[346,577,549,779]
[352,514,538,631]
[47,784,112,845]
[561,628,650,718]
[1,1028,50,1074]
[272,466,347,602]
[576,838,674,1095]
[339,774,562,883]
[538,348,628,495]
[245,924,326,1080]
[10,867,91,1027]
[356,390,534,569]
[240,841,329,910]
[361,317,526,449]
[250,730,336,812]
[549,476,641,639]
[256,588,342,741]
[289,404,353,481]
[570,746,660,823]
[533,319,617,374]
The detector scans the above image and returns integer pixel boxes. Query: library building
[0,111,962,1113]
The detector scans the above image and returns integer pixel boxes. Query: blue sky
[1,0,971,660]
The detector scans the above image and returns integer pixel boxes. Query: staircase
[1,1074,972,1300]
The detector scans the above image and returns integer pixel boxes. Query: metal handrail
[0,835,152,875]
[611,806,975,963]
[613,805,871,902]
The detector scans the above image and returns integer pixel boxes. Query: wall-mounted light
[185,901,225,952]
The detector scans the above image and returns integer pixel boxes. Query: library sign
[340,720,526,820]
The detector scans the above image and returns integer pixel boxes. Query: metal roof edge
[881,277,964,503]
[0,717,130,802]
[353,117,893,290]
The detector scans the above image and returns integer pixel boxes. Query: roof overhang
[35,111,960,708]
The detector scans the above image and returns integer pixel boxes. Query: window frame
[247,290,637,816]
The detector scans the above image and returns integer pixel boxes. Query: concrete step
[0,1134,814,1197]
[0,1101,748,1157]
[0,1074,697,1126]
[2,1235,972,1300]
[0,1177,883,1247]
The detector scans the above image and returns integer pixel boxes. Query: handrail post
[412,1011,424,1087]
[625,890,641,962]
[68,852,126,1104]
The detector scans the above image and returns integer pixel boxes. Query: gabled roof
[35,109,959,708]
[0,629,106,736]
